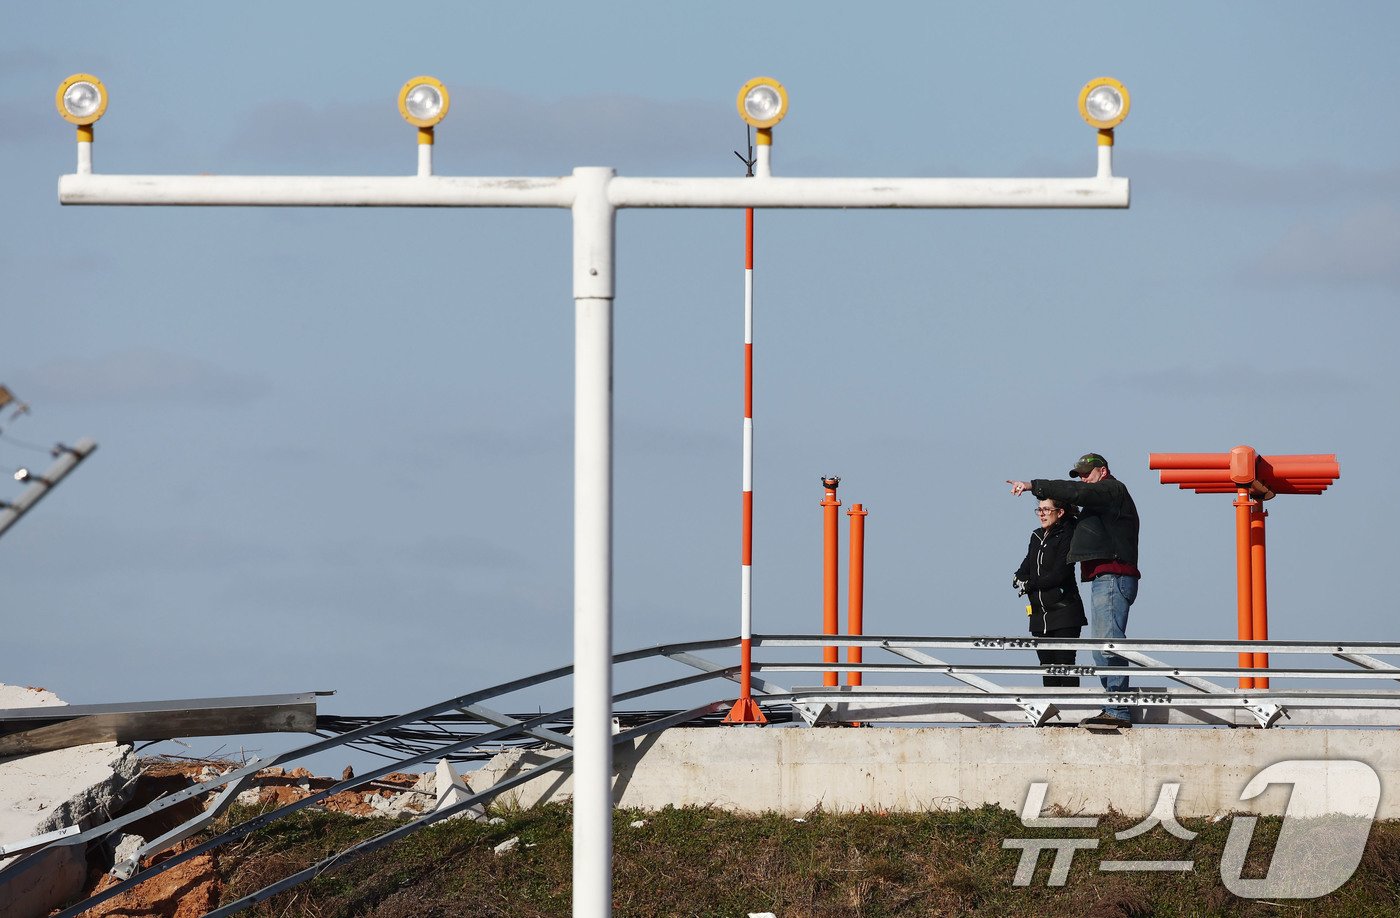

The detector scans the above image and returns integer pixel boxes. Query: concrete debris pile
[226,763,437,818]
[2,680,487,917]
[65,759,480,918]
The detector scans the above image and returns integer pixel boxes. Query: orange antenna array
[1148,447,1339,688]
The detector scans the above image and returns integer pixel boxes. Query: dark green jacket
[1031,476,1140,568]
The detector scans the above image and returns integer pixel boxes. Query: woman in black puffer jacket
[1014,498,1088,687]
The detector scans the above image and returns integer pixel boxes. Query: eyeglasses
[1035,507,1059,515]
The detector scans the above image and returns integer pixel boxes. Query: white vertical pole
[571,166,616,918]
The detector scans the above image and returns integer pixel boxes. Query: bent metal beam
[0,691,322,757]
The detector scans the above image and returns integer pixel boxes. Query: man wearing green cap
[1007,453,1141,729]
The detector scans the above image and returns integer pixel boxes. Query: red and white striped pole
[724,187,767,724]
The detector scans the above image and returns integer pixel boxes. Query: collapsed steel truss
[12,632,1400,916]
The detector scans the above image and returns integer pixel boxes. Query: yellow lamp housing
[1078,77,1130,130]
[56,73,108,126]
[736,77,789,130]
[398,76,451,128]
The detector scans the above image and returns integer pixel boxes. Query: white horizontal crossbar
[59,173,1128,210]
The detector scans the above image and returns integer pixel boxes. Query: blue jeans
[1090,573,1138,721]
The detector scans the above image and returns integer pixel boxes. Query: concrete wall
[475,726,1400,818]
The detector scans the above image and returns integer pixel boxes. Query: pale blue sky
[2,4,1398,757]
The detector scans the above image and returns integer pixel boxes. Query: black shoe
[1080,711,1132,730]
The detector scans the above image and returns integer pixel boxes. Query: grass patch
[202,802,1400,916]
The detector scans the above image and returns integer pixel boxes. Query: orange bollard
[1234,489,1254,689]
[1250,504,1269,689]
[820,477,841,687]
[846,503,868,687]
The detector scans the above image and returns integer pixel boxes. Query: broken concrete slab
[0,684,138,918]
[433,758,485,821]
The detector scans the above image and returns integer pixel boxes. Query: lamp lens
[743,85,783,122]
[63,81,102,119]
[1085,85,1123,123]
[404,84,443,120]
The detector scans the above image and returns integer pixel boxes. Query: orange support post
[820,476,841,687]
[846,503,867,687]
[1233,488,1255,689]
[1152,446,1339,693]
[724,644,767,724]
[1250,504,1269,688]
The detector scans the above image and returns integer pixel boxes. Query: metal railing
[14,631,1400,915]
